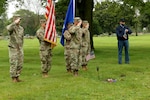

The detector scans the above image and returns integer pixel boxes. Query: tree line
[0,0,150,36]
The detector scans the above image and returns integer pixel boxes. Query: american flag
[86,51,95,61]
[44,0,57,48]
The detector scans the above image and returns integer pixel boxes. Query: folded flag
[86,51,95,61]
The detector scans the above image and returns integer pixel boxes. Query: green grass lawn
[0,34,150,100]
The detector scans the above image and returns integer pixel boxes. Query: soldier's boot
[73,70,78,77]
[82,65,88,71]
[67,68,72,73]
[12,77,18,83]
[16,76,23,82]
[42,72,49,78]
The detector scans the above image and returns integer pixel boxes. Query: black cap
[120,18,125,22]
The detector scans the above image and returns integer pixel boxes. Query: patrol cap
[40,19,46,23]
[120,18,125,22]
[74,17,81,21]
[82,20,88,23]
[67,22,73,26]
[67,22,73,28]
[12,14,21,21]
[13,14,21,17]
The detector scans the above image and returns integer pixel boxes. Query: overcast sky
[7,0,45,19]
[7,0,103,19]
[7,1,18,18]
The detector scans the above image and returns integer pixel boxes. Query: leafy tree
[55,0,70,35]
[94,1,117,34]
[92,19,102,35]
[93,1,135,35]
[117,0,144,35]
[140,1,150,32]
[0,0,7,15]
[0,13,8,36]
[118,0,144,9]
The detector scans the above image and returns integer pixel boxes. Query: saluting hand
[86,23,89,29]
[77,20,82,27]
[14,18,21,24]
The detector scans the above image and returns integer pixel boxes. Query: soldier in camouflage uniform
[81,21,91,70]
[6,14,24,82]
[68,17,83,76]
[36,19,52,78]
[64,23,73,73]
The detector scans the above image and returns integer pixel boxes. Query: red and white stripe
[44,0,57,48]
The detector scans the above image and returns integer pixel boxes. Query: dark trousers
[118,40,129,64]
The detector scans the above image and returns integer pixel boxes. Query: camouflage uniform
[36,27,52,74]
[68,25,82,71]
[7,21,24,78]
[81,23,91,66]
[64,29,71,71]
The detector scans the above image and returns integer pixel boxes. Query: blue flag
[60,0,75,46]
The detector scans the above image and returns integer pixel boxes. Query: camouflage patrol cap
[67,22,73,29]
[12,14,21,21]
[74,17,81,20]
[40,19,46,23]
[13,14,21,17]
[82,20,88,23]
[67,22,73,26]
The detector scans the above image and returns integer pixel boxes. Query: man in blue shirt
[116,18,132,64]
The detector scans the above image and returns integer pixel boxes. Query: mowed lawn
[0,34,150,100]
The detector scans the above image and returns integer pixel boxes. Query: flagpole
[53,0,56,22]
[53,0,57,46]
[53,0,55,4]
[52,0,56,48]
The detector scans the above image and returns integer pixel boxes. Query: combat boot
[73,70,78,77]
[67,68,72,73]
[42,72,49,78]
[82,65,88,71]
[16,76,23,82]
[12,77,18,83]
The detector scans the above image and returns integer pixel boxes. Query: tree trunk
[76,0,94,50]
